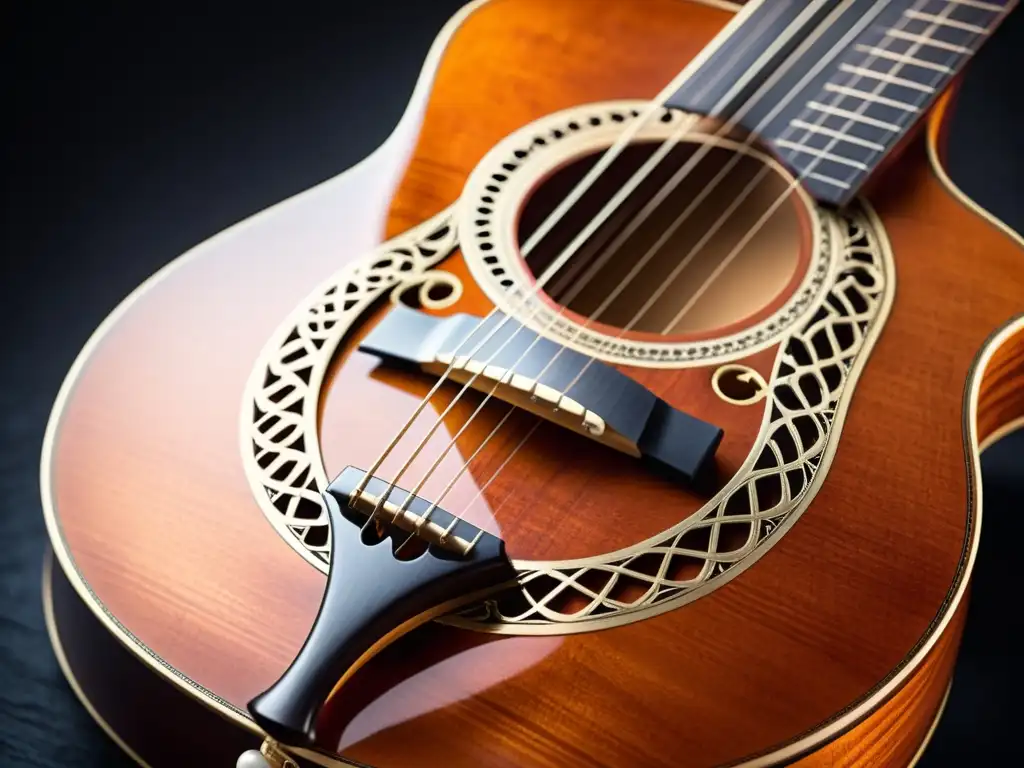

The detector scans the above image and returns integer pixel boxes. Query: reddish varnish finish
[46,2,1024,767]
[319,329,775,562]
[791,600,967,768]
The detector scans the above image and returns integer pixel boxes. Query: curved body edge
[38,0,490,736]
[41,543,956,768]
[39,1,1024,767]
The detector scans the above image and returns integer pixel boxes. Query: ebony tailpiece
[247,467,516,749]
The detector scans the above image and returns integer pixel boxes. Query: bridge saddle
[435,349,607,436]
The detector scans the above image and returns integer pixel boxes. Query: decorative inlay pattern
[712,364,770,406]
[453,207,890,630]
[240,104,894,634]
[241,209,459,563]
[459,101,832,368]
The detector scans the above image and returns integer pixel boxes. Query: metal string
[412,0,909,543]
[380,0,891,545]
[349,1,786,504]
[355,0,820,520]
[372,0,1007,551]
[435,0,1005,541]
[353,0,808,510]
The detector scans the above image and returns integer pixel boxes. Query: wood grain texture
[791,600,966,768]
[977,330,1024,442]
[43,1,1024,767]
[42,548,965,768]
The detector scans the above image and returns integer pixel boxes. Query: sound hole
[517,139,809,340]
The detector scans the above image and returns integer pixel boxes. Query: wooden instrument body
[41,1,1024,766]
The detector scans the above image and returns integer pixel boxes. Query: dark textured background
[1,2,1022,766]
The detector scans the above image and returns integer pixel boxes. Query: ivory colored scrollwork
[712,364,770,405]
[240,207,459,565]
[390,269,463,310]
[242,194,893,633]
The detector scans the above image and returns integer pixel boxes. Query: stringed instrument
[41,1,1024,766]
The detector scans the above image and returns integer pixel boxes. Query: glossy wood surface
[45,1,1024,766]
[42,544,963,768]
[791,600,966,768]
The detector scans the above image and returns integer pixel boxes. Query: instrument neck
[666,0,1016,205]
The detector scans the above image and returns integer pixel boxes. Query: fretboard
[667,0,1016,205]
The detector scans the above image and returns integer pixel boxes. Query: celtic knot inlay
[454,206,890,628]
[241,186,893,632]
[241,208,459,563]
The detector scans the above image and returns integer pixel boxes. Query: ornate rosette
[240,103,895,634]
[459,101,832,367]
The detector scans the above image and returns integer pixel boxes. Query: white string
[380,0,891,538]
[523,0,909,388]
[371,0,1008,547]
[350,2,798,504]
[445,0,1005,531]
[357,0,823,521]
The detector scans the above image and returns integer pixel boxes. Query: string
[525,0,939,390]
[420,0,906,542]
[377,0,1007,551]
[656,0,1004,332]
[437,0,1004,539]
[349,0,791,507]
[354,0,811,512]
[356,0,823,525]
[380,0,901,543]
[382,0,895,544]
[380,0,891,546]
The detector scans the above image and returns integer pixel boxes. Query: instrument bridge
[359,305,724,486]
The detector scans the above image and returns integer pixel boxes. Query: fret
[838,64,936,92]
[806,102,902,132]
[885,29,974,54]
[823,83,921,113]
[806,172,852,190]
[790,119,887,151]
[775,139,869,170]
[836,55,941,109]
[804,110,895,148]
[947,0,1004,10]
[918,0,1010,16]
[780,154,866,199]
[852,44,954,72]
[665,0,1012,206]
[904,9,989,33]
[900,13,991,49]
